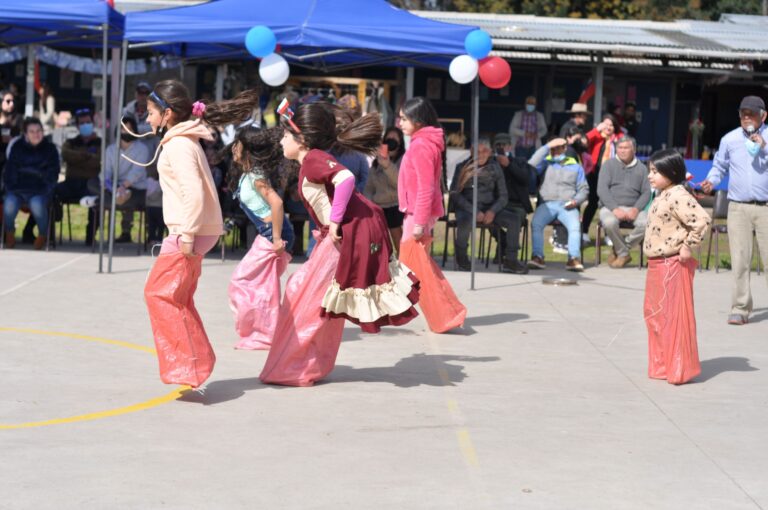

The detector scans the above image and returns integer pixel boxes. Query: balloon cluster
[449,29,511,89]
[245,25,289,87]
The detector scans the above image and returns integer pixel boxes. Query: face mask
[79,123,94,137]
[385,139,400,152]
[525,104,535,113]
[571,140,585,153]
[745,138,761,157]
[553,153,566,163]
[121,133,136,143]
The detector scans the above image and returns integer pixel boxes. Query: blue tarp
[125,0,475,68]
[0,0,124,47]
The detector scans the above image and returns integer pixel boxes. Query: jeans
[3,191,50,235]
[531,201,581,259]
[240,202,295,253]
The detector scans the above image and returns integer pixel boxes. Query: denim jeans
[3,191,50,235]
[240,202,295,252]
[531,200,581,259]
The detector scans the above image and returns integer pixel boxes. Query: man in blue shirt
[702,95,768,325]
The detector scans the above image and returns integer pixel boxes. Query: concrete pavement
[1,248,766,510]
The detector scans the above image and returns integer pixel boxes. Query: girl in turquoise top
[228,126,297,350]
[231,126,295,251]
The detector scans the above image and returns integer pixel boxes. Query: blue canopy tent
[124,0,473,70]
[0,0,125,271]
[124,1,489,287]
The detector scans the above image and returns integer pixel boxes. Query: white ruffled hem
[321,259,417,323]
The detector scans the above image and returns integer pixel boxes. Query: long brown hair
[281,101,382,156]
[227,126,298,191]
[149,79,260,127]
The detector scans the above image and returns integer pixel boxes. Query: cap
[739,95,765,113]
[136,81,152,93]
[493,132,511,145]
[566,103,591,114]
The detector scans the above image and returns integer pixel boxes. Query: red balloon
[478,56,511,89]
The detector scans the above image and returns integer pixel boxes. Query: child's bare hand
[679,244,692,262]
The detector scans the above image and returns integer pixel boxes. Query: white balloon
[449,55,478,84]
[259,53,290,87]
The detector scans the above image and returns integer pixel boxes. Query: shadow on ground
[328,353,500,387]
[695,357,759,383]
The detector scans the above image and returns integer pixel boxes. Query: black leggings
[582,170,599,234]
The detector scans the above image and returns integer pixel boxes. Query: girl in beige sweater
[643,149,711,385]
[139,80,259,388]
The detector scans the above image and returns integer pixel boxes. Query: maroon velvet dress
[299,149,419,333]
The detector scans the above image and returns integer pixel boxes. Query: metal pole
[215,63,226,101]
[98,26,108,273]
[108,39,129,273]
[470,77,479,290]
[406,67,415,100]
[24,45,35,117]
[594,56,604,124]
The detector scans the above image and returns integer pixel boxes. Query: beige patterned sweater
[643,184,711,258]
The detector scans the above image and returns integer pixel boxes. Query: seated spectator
[527,138,588,272]
[450,138,525,273]
[597,136,650,268]
[495,132,533,274]
[55,107,101,245]
[0,89,23,184]
[85,116,149,243]
[2,117,59,249]
[364,126,405,250]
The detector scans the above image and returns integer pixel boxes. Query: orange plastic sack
[144,252,216,388]
[399,237,466,333]
[260,235,345,386]
[229,236,291,350]
[644,256,701,385]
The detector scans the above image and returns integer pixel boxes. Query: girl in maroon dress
[259,101,419,386]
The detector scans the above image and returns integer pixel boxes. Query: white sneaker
[605,237,613,247]
[581,233,591,245]
[79,195,98,208]
[553,243,568,255]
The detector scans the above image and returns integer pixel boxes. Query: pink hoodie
[157,119,223,243]
[398,126,445,225]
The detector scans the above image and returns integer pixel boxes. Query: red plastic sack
[144,252,216,388]
[260,235,345,386]
[644,256,701,385]
[399,237,466,333]
[229,236,291,350]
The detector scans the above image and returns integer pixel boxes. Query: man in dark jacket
[450,138,522,273]
[3,117,60,248]
[495,132,533,274]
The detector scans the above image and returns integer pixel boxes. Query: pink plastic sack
[644,255,701,385]
[144,252,216,388]
[399,236,466,333]
[260,235,345,386]
[229,236,291,350]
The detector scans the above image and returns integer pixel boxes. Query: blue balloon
[245,25,277,58]
[464,29,492,60]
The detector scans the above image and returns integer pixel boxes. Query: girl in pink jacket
[397,97,466,333]
[139,80,260,388]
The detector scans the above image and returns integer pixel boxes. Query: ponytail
[202,88,261,128]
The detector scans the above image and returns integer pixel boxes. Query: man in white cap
[702,95,768,325]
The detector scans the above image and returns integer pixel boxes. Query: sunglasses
[74,108,92,116]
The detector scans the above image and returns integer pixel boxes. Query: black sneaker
[502,259,529,274]
[115,233,132,243]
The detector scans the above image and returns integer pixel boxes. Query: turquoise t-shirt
[238,171,272,220]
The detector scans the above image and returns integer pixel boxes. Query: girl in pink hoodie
[397,97,466,333]
[140,80,260,388]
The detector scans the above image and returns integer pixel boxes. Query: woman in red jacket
[583,114,624,241]
[397,97,466,333]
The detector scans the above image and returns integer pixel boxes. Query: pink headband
[192,101,206,117]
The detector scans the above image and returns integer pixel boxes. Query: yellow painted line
[446,398,460,414]
[456,428,480,467]
[0,387,190,430]
[0,327,189,429]
[0,327,156,354]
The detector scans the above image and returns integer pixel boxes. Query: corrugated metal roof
[414,11,768,60]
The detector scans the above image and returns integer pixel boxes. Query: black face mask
[385,138,400,152]
[121,133,136,142]
[571,140,586,153]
